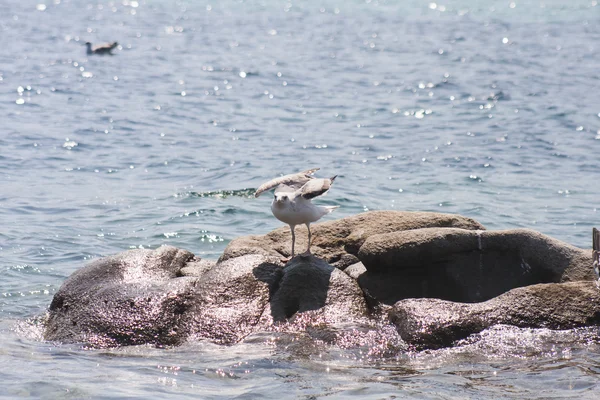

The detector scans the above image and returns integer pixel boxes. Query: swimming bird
[255,168,338,260]
[85,41,118,55]
[593,228,599,288]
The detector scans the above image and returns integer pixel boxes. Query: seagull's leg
[279,225,296,263]
[300,223,312,255]
[290,224,296,257]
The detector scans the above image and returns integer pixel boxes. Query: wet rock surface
[390,281,600,350]
[43,211,599,350]
[45,246,197,347]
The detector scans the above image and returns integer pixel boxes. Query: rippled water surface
[2,0,600,398]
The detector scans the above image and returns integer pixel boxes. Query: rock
[269,254,367,322]
[220,211,485,266]
[44,246,197,347]
[186,254,280,344]
[389,281,600,349]
[357,228,594,304]
[344,262,367,280]
[44,249,283,347]
[179,259,216,277]
[43,246,371,348]
[358,227,481,273]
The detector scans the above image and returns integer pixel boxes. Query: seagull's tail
[320,205,339,215]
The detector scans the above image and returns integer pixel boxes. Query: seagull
[85,41,118,55]
[593,228,600,288]
[255,168,339,260]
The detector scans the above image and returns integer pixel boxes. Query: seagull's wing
[254,168,320,197]
[297,175,337,200]
[274,184,296,195]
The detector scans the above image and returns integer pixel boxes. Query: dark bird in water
[85,41,118,55]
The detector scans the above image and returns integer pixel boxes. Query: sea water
[1,0,599,398]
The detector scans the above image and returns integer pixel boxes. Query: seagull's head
[273,193,290,204]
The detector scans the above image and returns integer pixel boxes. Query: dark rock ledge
[43,211,600,350]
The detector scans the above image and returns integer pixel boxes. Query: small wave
[187,189,256,199]
[12,313,48,342]
[487,91,510,101]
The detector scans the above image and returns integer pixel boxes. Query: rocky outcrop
[390,281,600,349]
[357,228,594,305]
[220,211,485,269]
[44,248,370,348]
[43,211,599,351]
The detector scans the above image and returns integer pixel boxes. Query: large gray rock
[186,254,280,344]
[45,246,197,347]
[44,246,372,348]
[357,228,594,304]
[220,211,485,268]
[390,281,600,349]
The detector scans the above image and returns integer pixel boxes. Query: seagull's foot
[280,255,293,264]
[299,250,312,257]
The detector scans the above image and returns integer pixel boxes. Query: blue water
[2,0,600,398]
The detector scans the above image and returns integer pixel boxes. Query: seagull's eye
[282,195,288,200]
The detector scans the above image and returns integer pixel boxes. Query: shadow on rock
[255,254,367,323]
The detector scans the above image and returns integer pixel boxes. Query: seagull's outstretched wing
[254,168,319,197]
[297,175,337,200]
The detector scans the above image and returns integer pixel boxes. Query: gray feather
[298,175,337,200]
[254,168,319,197]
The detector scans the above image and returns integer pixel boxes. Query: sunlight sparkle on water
[63,139,78,149]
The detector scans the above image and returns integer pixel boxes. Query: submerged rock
[42,211,599,351]
[390,281,600,349]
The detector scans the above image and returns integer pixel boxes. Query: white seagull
[85,41,118,55]
[593,228,600,288]
[255,168,339,259]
